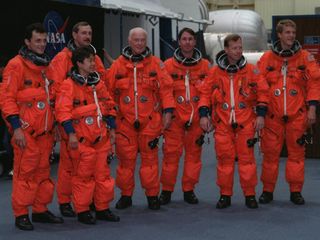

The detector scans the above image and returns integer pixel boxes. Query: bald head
[128,27,148,55]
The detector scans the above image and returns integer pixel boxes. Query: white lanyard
[133,63,139,122]
[41,70,50,132]
[185,70,191,103]
[185,70,194,126]
[229,74,236,125]
[92,85,102,129]
[281,59,288,117]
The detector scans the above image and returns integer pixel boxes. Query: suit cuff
[163,108,174,114]
[62,120,75,135]
[308,100,318,106]
[105,116,116,129]
[256,105,268,117]
[7,115,21,130]
[199,106,209,118]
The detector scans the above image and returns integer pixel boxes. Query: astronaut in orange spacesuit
[257,19,320,205]
[55,46,119,224]
[1,23,63,230]
[49,21,107,217]
[159,28,210,205]
[107,27,175,210]
[199,34,269,209]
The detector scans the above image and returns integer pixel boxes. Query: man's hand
[200,117,213,132]
[254,116,265,131]
[102,48,115,65]
[68,133,78,150]
[307,105,316,127]
[109,129,116,145]
[13,128,26,149]
[162,112,172,130]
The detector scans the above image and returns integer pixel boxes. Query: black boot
[15,214,34,231]
[115,196,132,209]
[96,209,120,222]
[183,191,199,204]
[89,202,96,212]
[32,210,64,224]
[216,195,231,209]
[245,196,258,209]
[77,211,96,224]
[159,191,172,205]
[147,196,160,210]
[290,192,305,205]
[259,191,273,204]
[59,203,76,217]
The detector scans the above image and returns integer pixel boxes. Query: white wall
[255,0,320,29]
[294,0,320,14]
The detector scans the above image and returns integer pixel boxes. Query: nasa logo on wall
[43,11,70,59]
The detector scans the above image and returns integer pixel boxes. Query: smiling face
[77,54,95,77]
[278,25,296,50]
[73,25,92,48]
[128,28,147,55]
[24,31,47,55]
[225,38,243,65]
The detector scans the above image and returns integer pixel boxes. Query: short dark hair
[24,22,46,40]
[276,19,296,34]
[72,21,91,33]
[71,46,95,68]
[224,34,241,47]
[178,27,196,40]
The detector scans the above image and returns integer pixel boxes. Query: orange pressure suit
[160,48,210,192]
[55,70,116,213]
[1,47,55,217]
[107,47,175,197]
[199,51,269,196]
[257,41,320,193]
[49,41,106,206]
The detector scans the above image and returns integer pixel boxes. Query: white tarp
[206,10,268,51]
[160,0,211,24]
[100,0,180,19]
[100,0,211,24]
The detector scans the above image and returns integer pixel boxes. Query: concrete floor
[1,137,320,240]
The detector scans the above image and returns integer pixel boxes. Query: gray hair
[128,27,147,40]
